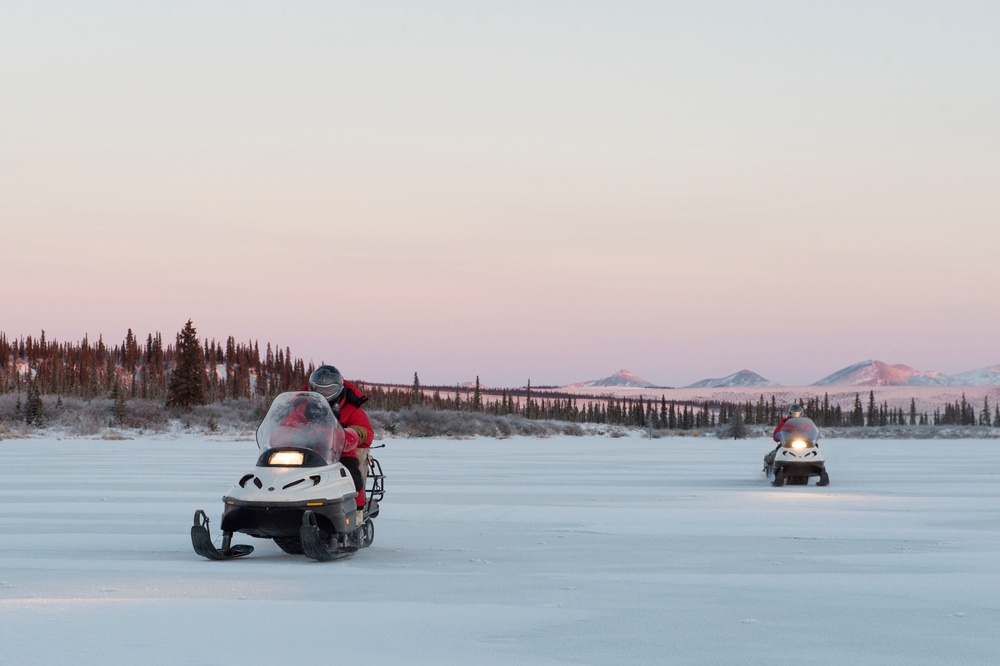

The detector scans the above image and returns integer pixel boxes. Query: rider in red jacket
[765,404,804,467]
[772,403,804,441]
[307,365,373,528]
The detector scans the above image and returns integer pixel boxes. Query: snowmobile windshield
[776,417,820,446]
[255,392,346,464]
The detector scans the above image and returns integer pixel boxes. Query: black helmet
[309,365,344,402]
[789,404,804,417]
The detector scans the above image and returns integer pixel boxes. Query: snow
[2,433,999,665]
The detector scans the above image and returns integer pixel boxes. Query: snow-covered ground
[2,433,999,665]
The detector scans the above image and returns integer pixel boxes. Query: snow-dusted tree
[727,406,748,439]
[24,381,44,426]
[166,320,206,409]
[111,379,128,425]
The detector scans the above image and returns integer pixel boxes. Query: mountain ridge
[566,362,1000,389]
[564,369,659,389]
[812,360,988,387]
[685,369,779,389]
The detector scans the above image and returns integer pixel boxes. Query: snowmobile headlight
[789,439,808,449]
[268,451,305,466]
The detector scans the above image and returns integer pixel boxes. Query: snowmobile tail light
[790,439,808,449]
[268,451,305,466]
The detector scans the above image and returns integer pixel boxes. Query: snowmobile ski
[300,510,357,562]
[191,510,254,560]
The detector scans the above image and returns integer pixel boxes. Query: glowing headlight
[790,439,808,449]
[269,451,305,466]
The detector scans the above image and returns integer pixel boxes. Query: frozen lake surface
[1,433,999,665]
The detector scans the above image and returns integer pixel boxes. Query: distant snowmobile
[763,416,829,487]
[191,391,385,561]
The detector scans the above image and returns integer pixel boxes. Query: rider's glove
[344,428,360,454]
[345,425,368,446]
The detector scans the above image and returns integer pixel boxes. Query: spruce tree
[411,372,422,404]
[729,406,747,439]
[24,381,44,427]
[851,393,864,426]
[166,319,206,408]
[111,380,128,426]
[866,391,877,427]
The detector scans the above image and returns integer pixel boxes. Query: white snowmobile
[763,416,829,486]
[191,391,385,561]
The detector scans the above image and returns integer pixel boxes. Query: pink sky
[2,3,998,387]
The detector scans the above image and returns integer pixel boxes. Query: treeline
[0,323,312,404]
[714,390,1000,428]
[3,327,998,432]
[363,376,1000,430]
[363,376,718,430]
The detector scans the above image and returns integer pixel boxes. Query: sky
[2,1,998,387]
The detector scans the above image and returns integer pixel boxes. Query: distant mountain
[686,369,779,389]
[813,360,951,387]
[943,365,1000,386]
[565,369,658,389]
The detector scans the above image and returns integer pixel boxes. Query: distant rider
[764,403,804,467]
[307,365,374,530]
